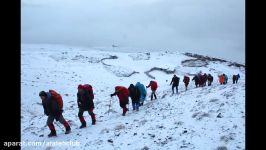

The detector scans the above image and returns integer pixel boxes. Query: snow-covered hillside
[21,44,245,150]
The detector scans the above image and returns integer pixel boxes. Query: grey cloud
[21,0,245,63]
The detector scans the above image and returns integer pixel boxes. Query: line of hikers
[169,73,240,94]
[38,73,240,137]
[39,81,157,137]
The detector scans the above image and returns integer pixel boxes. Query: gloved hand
[110,94,114,97]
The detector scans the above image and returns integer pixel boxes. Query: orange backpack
[49,90,63,110]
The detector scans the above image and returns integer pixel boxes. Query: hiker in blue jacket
[223,74,228,84]
[135,82,147,106]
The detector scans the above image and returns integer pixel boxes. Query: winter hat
[39,91,47,97]
[78,84,83,89]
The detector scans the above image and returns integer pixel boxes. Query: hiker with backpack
[110,86,129,116]
[39,90,71,137]
[233,74,240,84]
[135,82,147,106]
[207,74,213,86]
[223,74,228,84]
[128,84,141,111]
[218,74,225,85]
[202,73,208,86]
[77,84,96,129]
[192,75,200,88]
[183,75,190,90]
[170,75,180,94]
[146,80,158,100]
[198,74,205,87]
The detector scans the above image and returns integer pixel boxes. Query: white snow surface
[21,44,245,150]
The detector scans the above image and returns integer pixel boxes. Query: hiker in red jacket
[146,80,158,100]
[110,86,129,116]
[183,75,190,90]
[77,84,96,129]
[39,90,71,137]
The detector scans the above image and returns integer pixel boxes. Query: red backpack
[151,81,158,90]
[49,90,63,110]
[184,76,190,83]
[115,86,129,102]
[82,84,94,100]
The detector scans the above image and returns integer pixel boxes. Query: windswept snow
[21,44,245,150]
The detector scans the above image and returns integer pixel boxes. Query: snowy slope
[21,44,245,150]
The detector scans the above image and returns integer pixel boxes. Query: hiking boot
[80,122,86,128]
[65,126,71,134]
[48,130,57,137]
[122,112,126,116]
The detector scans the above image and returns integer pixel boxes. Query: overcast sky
[21,0,245,63]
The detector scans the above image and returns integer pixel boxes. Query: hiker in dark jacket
[183,75,190,90]
[39,90,71,137]
[77,84,96,129]
[192,75,199,88]
[128,84,141,111]
[233,74,240,84]
[207,74,213,86]
[170,75,180,94]
[198,74,205,87]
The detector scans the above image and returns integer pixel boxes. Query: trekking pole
[127,98,130,111]
[108,97,112,115]
[54,121,64,132]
